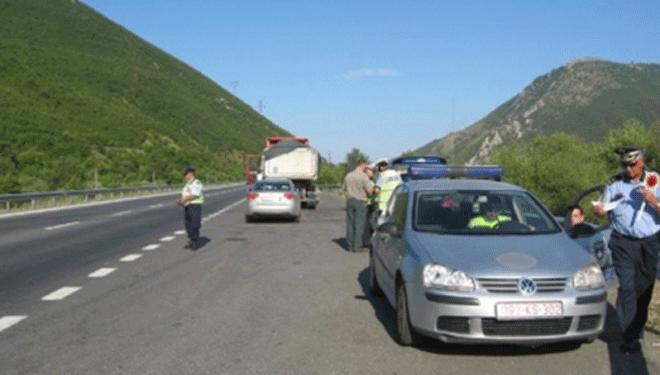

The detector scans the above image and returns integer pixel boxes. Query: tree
[344,148,370,172]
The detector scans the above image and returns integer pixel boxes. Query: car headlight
[573,263,605,290]
[423,264,475,292]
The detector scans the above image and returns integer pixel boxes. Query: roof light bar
[408,165,503,180]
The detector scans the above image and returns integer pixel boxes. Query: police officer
[373,158,402,214]
[178,166,205,250]
[467,201,511,229]
[594,146,660,354]
[343,159,375,252]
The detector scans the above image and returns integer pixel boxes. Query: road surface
[0,192,657,374]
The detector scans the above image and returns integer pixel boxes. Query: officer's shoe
[620,340,642,354]
[190,241,198,251]
[184,240,193,250]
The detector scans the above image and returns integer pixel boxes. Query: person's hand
[593,202,606,217]
[177,198,185,206]
[640,187,657,205]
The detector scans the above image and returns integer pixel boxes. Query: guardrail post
[31,199,35,209]
[5,201,9,211]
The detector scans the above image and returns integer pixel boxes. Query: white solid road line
[142,244,161,251]
[149,203,164,209]
[174,230,186,235]
[44,221,80,231]
[120,254,143,262]
[42,287,82,301]
[88,267,117,278]
[0,316,28,333]
[111,210,132,217]
[160,236,175,242]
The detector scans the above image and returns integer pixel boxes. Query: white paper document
[591,198,622,212]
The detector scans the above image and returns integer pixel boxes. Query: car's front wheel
[396,283,423,346]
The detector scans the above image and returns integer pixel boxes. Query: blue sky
[85,0,660,162]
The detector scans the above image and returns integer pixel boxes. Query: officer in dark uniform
[594,146,660,354]
[178,166,204,250]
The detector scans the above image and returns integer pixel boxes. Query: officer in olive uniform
[594,146,660,354]
[178,166,205,250]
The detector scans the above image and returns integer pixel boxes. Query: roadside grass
[648,280,660,334]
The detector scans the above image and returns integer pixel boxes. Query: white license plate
[496,302,563,320]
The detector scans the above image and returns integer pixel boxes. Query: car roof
[405,178,526,192]
[258,178,292,183]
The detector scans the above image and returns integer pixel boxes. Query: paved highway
[0,192,658,374]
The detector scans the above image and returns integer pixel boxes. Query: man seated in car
[467,201,511,229]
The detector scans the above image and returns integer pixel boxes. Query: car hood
[410,231,594,277]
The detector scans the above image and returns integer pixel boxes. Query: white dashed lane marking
[142,244,161,251]
[174,230,186,235]
[44,221,80,231]
[42,287,82,301]
[88,268,117,278]
[120,254,143,262]
[160,236,175,242]
[149,204,164,209]
[0,316,27,333]
[111,210,132,217]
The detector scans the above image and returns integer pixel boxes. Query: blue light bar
[408,165,503,180]
[391,156,447,166]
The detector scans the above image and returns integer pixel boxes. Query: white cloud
[344,67,401,80]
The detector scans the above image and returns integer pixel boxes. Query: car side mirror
[378,221,401,238]
[569,223,596,238]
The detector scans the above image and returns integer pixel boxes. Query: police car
[369,165,607,347]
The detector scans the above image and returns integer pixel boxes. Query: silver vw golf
[369,167,607,347]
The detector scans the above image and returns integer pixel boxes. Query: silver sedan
[246,179,301,222]
[370,178,607,347]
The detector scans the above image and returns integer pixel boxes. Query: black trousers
[184,204,202,242]
[609,232,659,341]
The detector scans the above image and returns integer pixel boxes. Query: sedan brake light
[284,192,296,201]
[247,192,259,201]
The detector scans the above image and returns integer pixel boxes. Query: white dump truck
[258,137,320,209]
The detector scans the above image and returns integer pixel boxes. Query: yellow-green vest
[467,215,510,229]
[181,179,204,205]
[377,170,402,211]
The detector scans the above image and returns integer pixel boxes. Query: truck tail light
[284,192,296,201]
[247,192,259,201]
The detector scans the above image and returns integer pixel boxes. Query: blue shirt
[603,172,660,238]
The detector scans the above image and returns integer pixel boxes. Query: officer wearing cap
[467,201,511,229]
[594,146,660,354]
[373,158,402,214]
[178,166,205,250]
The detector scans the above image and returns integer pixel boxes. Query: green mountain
[0,0,290,193]
[413,59,660,164]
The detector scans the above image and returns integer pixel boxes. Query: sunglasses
[622,161,639,168]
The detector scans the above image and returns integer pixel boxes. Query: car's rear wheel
[245,215,254,223]
[396,283,423,346]
[369,251,383,297]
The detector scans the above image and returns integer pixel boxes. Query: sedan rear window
[414,190,560,235]
[254,182,292,191]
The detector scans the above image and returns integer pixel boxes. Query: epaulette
[608,172,625,184]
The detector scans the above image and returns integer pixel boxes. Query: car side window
[385,186,402,217]
[392,192,408,230]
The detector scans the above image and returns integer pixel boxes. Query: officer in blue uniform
[594,146,660,354]
[178,166,204,250]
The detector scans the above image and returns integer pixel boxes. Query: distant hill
[412,59,660,164]
[0,0,290,193]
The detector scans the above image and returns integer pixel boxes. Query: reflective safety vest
[181,178,204,205]
[376,169,402,211]
[467,215,511,229]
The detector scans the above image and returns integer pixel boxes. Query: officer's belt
[611,230,658,242]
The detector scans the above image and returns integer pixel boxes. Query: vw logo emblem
[518,278,537,295]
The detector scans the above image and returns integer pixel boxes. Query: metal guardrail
[0,183,242,211]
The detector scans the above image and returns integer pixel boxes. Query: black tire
[369,251,384,297]
[245,215,254,223]
[396,283,423,347]
[292,215,301,223]
[300,202,308,209]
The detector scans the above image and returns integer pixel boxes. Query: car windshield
[254,182,291,191]
[414,190,560,235]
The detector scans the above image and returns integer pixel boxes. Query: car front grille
[577,315,601,331]
[481,318,572,336]
[436,317,470,334]
[477,277,568,293]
